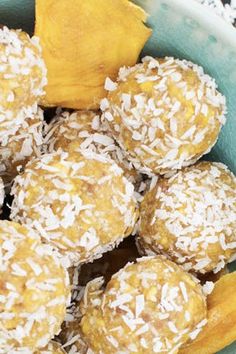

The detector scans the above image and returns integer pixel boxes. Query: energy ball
[60,247,139,354]
[0,107,45,185]
[0,26,47,139]
[35,341,66,354]
[0,176,4,212]
[44,110,100,153]
[80,256,207,354]
[0,220,70,353]
[10,149,138,266]
[44,110,141,186]
[138,161,236,274]
[101,56,226,175]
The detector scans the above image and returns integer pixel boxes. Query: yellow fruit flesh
[180,272,236,354]
[35,0,151,109]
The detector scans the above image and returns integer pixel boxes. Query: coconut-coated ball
[0,26,47,139]
[44,110,141,186]
[0,220,70,353]
[80,256,207,354]
[138,161,236,274]
[101,56,226,175]
[0,107,45,185]
[10,149,138,267]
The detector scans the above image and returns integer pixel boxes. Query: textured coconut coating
[101,56,226,175]
[0,177,4,213]
[138,161,236,274]
[0,107,45,184]
[44,110,141,186]
[80,256,207,354]
[59,265,89,354]
[59,248,139,354]
[0,220,70,353]
[35,341,66,354]
[10,149,138,267]
[0,26,47,140]
[44,110,99,153]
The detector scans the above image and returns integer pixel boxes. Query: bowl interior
[0,1,235,352]
[0,0,34,34]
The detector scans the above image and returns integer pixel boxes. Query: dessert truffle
[101,56,226,175]
[138,161,236,274]
[10,149,138,266]
[81,256,207,353]
[0,220,70,352]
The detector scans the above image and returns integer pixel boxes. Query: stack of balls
[0,24,235,354]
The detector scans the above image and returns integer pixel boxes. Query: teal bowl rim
[153,0,236,47]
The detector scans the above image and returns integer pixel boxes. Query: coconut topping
[44,110,142,188]
[139,161,236,274]
[80,256,207,354]
[0,26,47,140]
[0,220,70,353]
[10,148,138,267]
[101,56,226,175]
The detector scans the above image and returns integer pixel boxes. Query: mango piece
[180,272,236,354]
[35,0,151,109]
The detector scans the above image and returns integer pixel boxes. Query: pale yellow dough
[44,109,141,186]
[81,256,207,354]
[0,220,70,353]
[139,161,236,274]
[101,56,226,175]
[10,148,138,266]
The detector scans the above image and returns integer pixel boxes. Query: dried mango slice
[180,272,236,354]
[35,0,151,109]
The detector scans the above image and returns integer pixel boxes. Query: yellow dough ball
[35,341,66,354]
[44,110,141,186]
[0,177,4,213]
[10,149,138,266]
[44,110,99,153]
[0,220,70,353]
[101,56,226,175]
[0,107,45,184]
[0,26,47,139]
[80,256,207,354]
[59,247,139,354]
[138,161,236,274]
